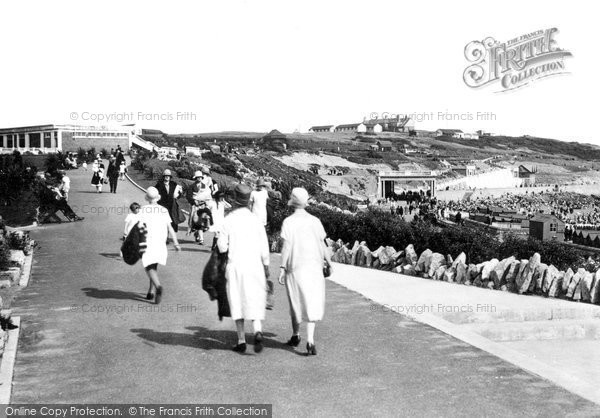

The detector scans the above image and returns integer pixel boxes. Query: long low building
[0,124,133,154]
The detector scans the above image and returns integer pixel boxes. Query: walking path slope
[8,166,600,416]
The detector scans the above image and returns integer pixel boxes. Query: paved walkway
[9,166,600,416]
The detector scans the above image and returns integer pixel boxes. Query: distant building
[184,146,202,156]
[364,121,383,134]
[512,165,536,186]
[452,165,476,177]
[476,130,493,137]
[459,132,480,140]
[529,214,565,241]
[335,123,366,133]
[140,129,164,140]
[377,140,393,152]
[366,115,414,132]
[0,124,131,154]
[436,129,463,138]
[309,125,335,133]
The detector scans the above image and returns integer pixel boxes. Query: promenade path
[8,165,600,416]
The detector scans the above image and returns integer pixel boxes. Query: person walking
[107,156,119,193]
[139,187,181,304]
[278,187,331,355]
[155,169,183,233]
[91,161,104,193]
[217,184,270,354]
[250,179,269,227]
[208,190,231,245]
[186,170,212,244]
[119,161,127,180]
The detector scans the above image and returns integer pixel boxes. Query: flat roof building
[0,124,133,154]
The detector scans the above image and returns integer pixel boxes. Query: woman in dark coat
[107,157,120,193]
[154,169,183,232]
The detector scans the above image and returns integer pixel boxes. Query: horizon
[1,0,597,144]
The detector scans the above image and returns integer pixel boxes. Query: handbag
[323,261,332,278]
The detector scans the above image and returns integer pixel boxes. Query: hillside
[141,130,600,200]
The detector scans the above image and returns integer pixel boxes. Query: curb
[0,316,21,404]
[18,251,33,288]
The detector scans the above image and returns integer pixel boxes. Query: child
[82,160,88,171]
[119,161,127,180]
[187,199,213,245]
[123,202,141,240]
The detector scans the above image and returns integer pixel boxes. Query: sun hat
[163,169,172,177]
[256,178,266,188]
[193,170,203,179]
[145,186,160,202]
[232,184,252,207]
[288,187,309,209]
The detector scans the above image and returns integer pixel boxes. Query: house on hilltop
[309,125,334,133]
[365,115,414,133]
[436,129,463,138]
[335,123,366,133]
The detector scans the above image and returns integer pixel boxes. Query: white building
[335,123,367,133]
[0,124,132,154]
[309,125,335,133]
[184,146,203,156]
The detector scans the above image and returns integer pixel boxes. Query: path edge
[0,316,21,404]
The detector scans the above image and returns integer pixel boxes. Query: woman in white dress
[278,187,332,355]
[208,190,231,245]
[139,187,181,304]
[217,184,270,354]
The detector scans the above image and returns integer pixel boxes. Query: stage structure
[376,170,438,199]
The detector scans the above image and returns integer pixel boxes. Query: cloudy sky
[0,0,596,143]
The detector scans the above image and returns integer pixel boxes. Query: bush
[0,241,10,271]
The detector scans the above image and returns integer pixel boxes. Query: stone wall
[61,132,129,153]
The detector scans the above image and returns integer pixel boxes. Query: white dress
[250,189,269,226]
[281,209,327,322]
[208,200,231,234]
[138,204,171,267]
[217,207,270,320]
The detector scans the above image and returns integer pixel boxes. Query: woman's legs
[144,264,161,302]
[306,322,315,345]
[235,319,245,344]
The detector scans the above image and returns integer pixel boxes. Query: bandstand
[376,170,438,199]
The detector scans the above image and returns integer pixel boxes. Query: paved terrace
[7,165,600,416]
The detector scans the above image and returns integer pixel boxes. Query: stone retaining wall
[328,239,600,305]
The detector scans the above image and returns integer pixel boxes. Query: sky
[0,0,597,143]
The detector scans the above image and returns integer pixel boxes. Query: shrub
[0,241,10,271]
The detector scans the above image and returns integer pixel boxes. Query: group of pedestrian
[90,146,126,194]
[124,168,332,356]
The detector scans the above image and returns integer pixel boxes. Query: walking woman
[91,161,104,193]
[139,187,181,303]
[217,184,270,353]
[107,156,119,193]
[278,187,332,355]
[155,169,183,233]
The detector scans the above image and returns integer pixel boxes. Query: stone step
[460,319,600,342]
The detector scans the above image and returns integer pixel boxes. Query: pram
[187,200,213,244]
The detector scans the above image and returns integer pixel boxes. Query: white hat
[288,187,309,208]
[145,186,160,202]
[193,170,203,179]
[163,169,172,177]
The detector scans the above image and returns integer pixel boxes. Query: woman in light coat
[139,187,181,303]
[217,184,270,354]
[278,187,332,355]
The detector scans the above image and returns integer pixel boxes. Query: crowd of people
[120,167,331,356]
